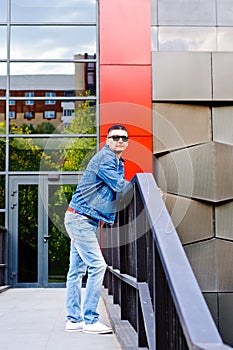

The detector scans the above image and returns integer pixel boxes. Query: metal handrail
[102,173,231,349]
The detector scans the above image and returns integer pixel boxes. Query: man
[65,124,130,334]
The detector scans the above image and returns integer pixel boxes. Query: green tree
[9,122,59,171]
[35,122,56,134]
[62,99,97,171]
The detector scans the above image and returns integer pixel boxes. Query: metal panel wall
[153,103,211,153]
[158,0,216,25]
[213,106,233,145]
[151,2,233,345]
[155,142,233,201]
[152,52,212,101]
[164,193,214,244]
[185,239,233,292]
[212,53,233,100]
[216,202,233,241]
[217,0,233,25]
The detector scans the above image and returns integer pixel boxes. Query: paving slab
[0,288,122,350]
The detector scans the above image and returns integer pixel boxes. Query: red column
[99,0,152,180]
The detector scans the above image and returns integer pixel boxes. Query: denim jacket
[69,145,130,224]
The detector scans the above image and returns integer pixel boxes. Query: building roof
[0,75,75,90]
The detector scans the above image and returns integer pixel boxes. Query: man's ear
[106,137,110,146]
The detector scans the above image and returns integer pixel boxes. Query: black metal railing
[102,173,231,350]
[0,226,7,287]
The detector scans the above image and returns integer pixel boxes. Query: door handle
[43,235,50,243]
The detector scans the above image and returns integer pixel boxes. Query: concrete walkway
[0,288,122,350]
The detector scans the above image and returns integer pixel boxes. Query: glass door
[8,175,79,287]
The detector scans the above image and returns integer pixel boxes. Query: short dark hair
[107,124,128,135]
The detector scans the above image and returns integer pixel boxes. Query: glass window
[0,213,5,226]
[9,111,15,119]
[9,100,16,105]
[9,136,97,172]
[45,92,56,105]
[0,140,6,171]
[62,102,75,117]
[8,99,96,135]
[18,184,38,283]
[0,26,7,59]
[0,100,6,125]
[0,176,5,209]
[25,92,34,105]
[10,62,76,76]
[10,26,96,60]
[158,27,217,51]
[44,111,55,119]
[9,63,96,96]
[11,0,96,23]
[0,64,7,97]
[0,0,7,23]
[25,111,34,119]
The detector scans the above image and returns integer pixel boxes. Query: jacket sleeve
[97,154,129,193]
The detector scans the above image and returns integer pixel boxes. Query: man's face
[106,129,128,155]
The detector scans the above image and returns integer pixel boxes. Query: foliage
[9,123,57,171]
[62,98,97,171]
[34,122,57,134]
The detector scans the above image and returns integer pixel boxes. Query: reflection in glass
[0,101,6,124]
[9,135,97,172]
[48,184,75,283]
[11,26,96,59]
[0,0,7,22]
[8,94,96,134]
[0,139,5,171]
[217,27,233,51]
[10,62,76,76]
[158,27,217,51]
[0,26,7,59]
[11,0,96,23]
[0,176,5,209]
[9,58,96,87]
[8,63,96,133]
[0,64,7,97]
[0,213,4,227]
[40,135,97,172]
[18,184,38,283]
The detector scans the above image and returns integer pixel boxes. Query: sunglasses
[108,135,129,142]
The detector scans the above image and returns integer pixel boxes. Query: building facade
[0,0,232,346]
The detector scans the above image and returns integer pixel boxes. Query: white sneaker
[82,321,112,334]
[66,320,84,332]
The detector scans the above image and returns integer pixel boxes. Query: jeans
[65,211,107,324]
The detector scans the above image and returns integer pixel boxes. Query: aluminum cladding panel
[213,52,233,100]
[164,193,214,244]
[217,0,233,25]
[216,201,233,241]
[213,106,233,145]
[185,239,233,292]
[158,0,216,25]
[152,52,212,101]
[153,103,211,154]
[155,142,233,201]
